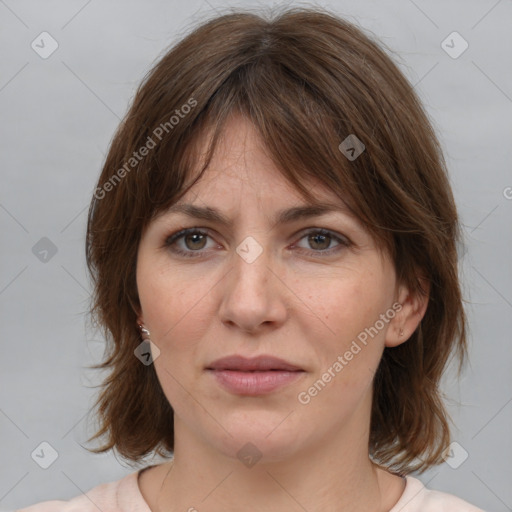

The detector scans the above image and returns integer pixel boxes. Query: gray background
[1,0,511,510]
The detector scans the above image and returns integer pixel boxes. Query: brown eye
[183,232,208,250]
[307,232,331,251]
[164,227,350,259]
[294,229,349,255]
[164,228,214,258]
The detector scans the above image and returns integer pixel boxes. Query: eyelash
[164,227,350,259]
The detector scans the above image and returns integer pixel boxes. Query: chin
[207,410,307,464]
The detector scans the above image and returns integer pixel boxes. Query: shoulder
[15,471,149,512]
[390,475,486,512]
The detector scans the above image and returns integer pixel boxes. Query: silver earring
[138,323,151,339]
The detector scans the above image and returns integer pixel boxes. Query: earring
[399,328,404,337]
[138,323,151,339]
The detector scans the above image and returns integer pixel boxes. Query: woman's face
[136,115,409,463]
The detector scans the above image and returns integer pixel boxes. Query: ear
[385,275,430,348]
[128,293,143,328]
[134,304,144,329]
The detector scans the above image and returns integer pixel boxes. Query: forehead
[180,114,346,209]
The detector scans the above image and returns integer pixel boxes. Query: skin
[135,114,429,512]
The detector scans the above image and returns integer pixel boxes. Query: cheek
[137,260,214,350]
[302,264,392,337]
[141,269,210,411]
[296,264,394,388]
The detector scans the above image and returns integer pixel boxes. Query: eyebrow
[164,202,350,228]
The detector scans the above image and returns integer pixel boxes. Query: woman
[19,6,484,511]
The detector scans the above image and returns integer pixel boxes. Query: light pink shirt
[16,472,485,511]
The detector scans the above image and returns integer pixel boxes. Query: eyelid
[163,227,216,251]
[163,226,351,258]
[291,227,351,253]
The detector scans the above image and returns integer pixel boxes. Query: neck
[152,413,403,512]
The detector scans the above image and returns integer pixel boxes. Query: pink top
[16,471,485,511]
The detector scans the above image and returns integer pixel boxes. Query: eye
[293,228,350,256]
[164,228,215,258]
[164,227,350,258]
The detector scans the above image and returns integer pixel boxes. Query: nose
[218,240,288,335]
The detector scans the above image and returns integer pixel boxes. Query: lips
[206,355,305,395]
[206,355,303,372]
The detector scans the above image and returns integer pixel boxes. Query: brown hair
[86,5,467,474]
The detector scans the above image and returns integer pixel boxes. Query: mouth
[206,355,305,395]
[207,355,304,372]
